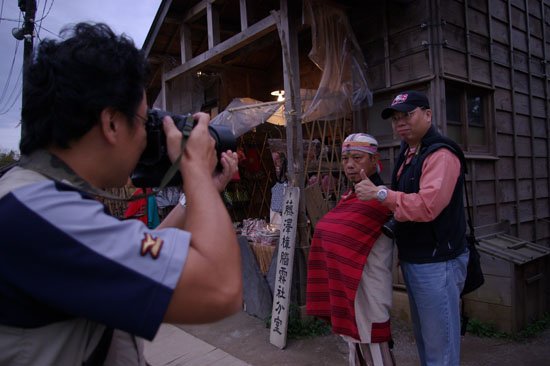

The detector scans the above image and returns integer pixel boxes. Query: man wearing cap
[355,91,469,366]
[307,134,395,366]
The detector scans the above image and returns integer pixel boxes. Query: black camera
[131,109,236,188]
[382,216,397,239]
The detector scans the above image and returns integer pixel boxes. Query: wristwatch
[376,188,388,202]
[179,193,187,208]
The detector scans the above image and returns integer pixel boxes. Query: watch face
[377,189,387,201]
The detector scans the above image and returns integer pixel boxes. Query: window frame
[444,81,494,155]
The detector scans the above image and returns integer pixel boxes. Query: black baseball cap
[381,90,430,119]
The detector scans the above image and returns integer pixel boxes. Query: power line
[0,66,22,115]
[36,23,58,38]
[0,13,22,107]
[35,0,54,23]
[0,0,5,24]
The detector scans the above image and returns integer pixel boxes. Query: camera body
[382,216,397,239]
[131,109,236,188]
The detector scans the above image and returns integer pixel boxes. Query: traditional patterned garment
[306,191,391,341]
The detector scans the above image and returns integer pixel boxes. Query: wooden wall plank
[513,113,531,136]
[530,77,546,97]
[533,138,547,157]
[513,71,530,93]
[517,157,533,177]
[442,48,467,78]
[531,95,547,117]
[468,7,490,36]
[500,180,516,202]
[501,202,518,223]
[443,24,466,52]
[490,0,509,20]
[495,110,514,133]
[470,32,491,57]
[532,117,547,137]
[497,158,516,178]
[443,0,466,27]
[495,88,513,110]
[390,52,432,85]
[535,158,549,178]
[476,181,497,204]
[535,178,549,197]
[477,204,498,225]
[528,0,543,16]
[471,57,492,84]
[496,135,515,156]
[475,161,498,180]
[512,28,529,51]
[513,92,530,114]
[518,179,534,200]
[511,5,527,30]
[492,19,511,44]
[513,50,529,72]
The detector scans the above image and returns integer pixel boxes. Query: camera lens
[131,109,236,188]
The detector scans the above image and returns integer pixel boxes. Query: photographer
[354,91,468,366]
[0,23,242,365]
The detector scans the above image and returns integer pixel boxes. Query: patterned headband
[341,134,378,155]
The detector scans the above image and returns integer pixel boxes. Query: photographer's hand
[213,150,238,192]
[354,169,379,201]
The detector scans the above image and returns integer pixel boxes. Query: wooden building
[140,0,550,333]
[143,0,550,246]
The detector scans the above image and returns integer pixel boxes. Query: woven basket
[249,243,276,275]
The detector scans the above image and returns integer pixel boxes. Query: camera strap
[156,114,194,190]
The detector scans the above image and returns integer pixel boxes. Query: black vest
[390,126,467,263]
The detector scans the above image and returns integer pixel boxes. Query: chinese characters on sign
[269,187,299,349]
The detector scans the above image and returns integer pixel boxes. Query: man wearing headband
[307,133,395,366]
[355,91,468,366]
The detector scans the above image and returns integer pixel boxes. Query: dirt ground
[178,311,550,366]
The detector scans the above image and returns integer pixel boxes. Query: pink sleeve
[383,149,461,222]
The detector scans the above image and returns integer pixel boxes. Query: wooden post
[274,0,309,307]
[269,187,300,349]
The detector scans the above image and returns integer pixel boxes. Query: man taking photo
[0,22,242,365]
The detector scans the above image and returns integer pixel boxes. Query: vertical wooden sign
[269,187,299,349]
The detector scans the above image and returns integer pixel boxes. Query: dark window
[445,83,491,153]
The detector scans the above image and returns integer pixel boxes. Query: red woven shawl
[306,193,390,341]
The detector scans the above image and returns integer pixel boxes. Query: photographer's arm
[159,113,242,324]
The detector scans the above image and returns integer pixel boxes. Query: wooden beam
[184,0,213,23]
[143,0,173,56]
[207,2,220,49]
[180,23,193,63]
[164,14,278,81]
[240,0,248,31]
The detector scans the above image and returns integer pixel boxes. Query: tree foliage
[0,150,19,168]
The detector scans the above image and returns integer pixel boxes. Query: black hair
[20,22,149,154]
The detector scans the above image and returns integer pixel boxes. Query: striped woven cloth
[306,192,391,341]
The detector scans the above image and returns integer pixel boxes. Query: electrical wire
[0,0,6,24]
[0,13,22,108]
[35,0,54,23]
[0,0,58,116]
[0,83,22,116]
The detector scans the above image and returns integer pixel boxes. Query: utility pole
[16,0,37,139]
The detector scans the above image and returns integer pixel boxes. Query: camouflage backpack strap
[18,150,131,201]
